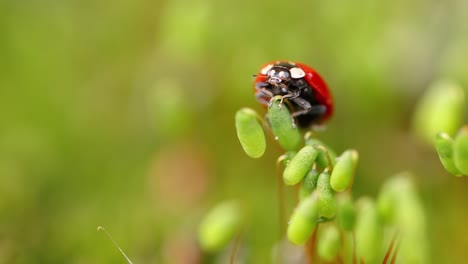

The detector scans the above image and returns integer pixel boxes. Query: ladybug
[254,61,333,128]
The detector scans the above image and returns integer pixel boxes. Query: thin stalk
[276,154,288,238]
[382,231,399,264]
[305,225,319,264]
[230,230,243,264]
[352,232,357,264]
[390,240,401,264]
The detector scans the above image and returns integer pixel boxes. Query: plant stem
[276,155,288,238]
[390,240,401,264]
[305,225,319,264]
[382,231,399,264]
[352,232,357,264]
[230,231,243,264]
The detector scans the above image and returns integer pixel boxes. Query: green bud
[378,174,428,263]
[299,169,320,200]
[399,235,429,264]
[287,193,319,245]
[453,126,468,175]
[377,173,414,224]
[267,98,303,151]
[317,171,337,219]
[330,150,359,192]
[235,108,266,158]
[305,138,337,168]
[317,224,341,262]
[336,194,356,231]
[434,132,462,176]
[377,185,396,225]
[355,198,383,264]
[198,201,242,252]
[413,80,465,145]
[377,173,411,225]
[283,145,319,185]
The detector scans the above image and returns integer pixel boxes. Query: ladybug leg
[291,97,326,117]
[255,93,271,106]
[255,82,274,97]
[255,81,269,90]
[260,88,274,98]
[278,91,300,108]
[255,82,274,106]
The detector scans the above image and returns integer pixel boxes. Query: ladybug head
[265,66,291,85]
[261,63,306,86]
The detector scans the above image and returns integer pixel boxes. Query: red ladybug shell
[294,62,333,121]
[254,61,333,125]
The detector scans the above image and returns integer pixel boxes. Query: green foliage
[377,174,429,263]
[336,194,356,231]
[413,80,465,144]
[317,224,341,262]
[355,198,383,264]
[453,126,468,175]
[426,81,468,177]
[435,132,463,176]
[231,94,432,263]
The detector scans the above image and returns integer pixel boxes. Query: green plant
[196,96,429,264]
[435,128,468,176]
[412,80,467,177]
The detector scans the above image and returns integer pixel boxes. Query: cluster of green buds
[197,96,429,263]
[412,80,467,176]
[435,127,468,176]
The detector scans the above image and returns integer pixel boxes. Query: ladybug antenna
[252,74,257,78]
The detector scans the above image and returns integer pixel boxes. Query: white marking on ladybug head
[290,67,306,79]
[260,64,274,75]
[278,70,290,80]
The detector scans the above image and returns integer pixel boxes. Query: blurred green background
[1,0,467,263]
